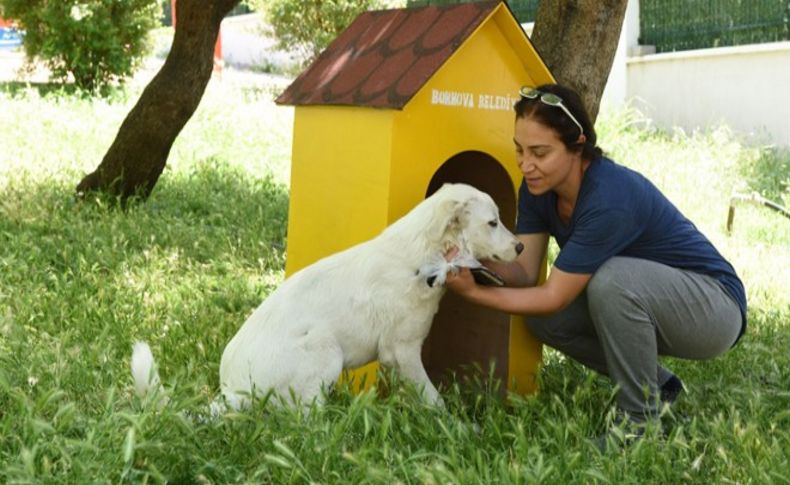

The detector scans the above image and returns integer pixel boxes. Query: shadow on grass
[0,80,79,97]
[0,157,289,287]
[0,79,129,99]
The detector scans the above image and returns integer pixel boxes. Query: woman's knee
[525,297,594,346]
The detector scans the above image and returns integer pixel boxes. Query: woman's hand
[443,246,479,296]
[444,266,478,296]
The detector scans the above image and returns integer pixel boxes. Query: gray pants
[527,257,742,421]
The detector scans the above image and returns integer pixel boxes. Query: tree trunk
[530,0,628,122]
[76,0,240,201]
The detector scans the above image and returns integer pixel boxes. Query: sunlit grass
[0,71,787,482]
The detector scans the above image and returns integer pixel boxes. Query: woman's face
[514,116,581,196]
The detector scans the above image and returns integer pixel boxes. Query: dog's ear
[428,196,469,243]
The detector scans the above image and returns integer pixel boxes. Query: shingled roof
[275,1,511,109]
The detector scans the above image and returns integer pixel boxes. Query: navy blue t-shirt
[516,157,746,335]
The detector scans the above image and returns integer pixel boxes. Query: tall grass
[1,70,788,483]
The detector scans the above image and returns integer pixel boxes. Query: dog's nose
[515,242,524,254]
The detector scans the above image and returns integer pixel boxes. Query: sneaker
[660,375,684,404]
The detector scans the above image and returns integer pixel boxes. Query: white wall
[601,0,640,108]
[626,42,790,145]
[600,22,627,109]
[603,0,790,146]
[220,13,297,70]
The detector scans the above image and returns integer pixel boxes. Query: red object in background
[171,0,223,73]
[0,18,13,28]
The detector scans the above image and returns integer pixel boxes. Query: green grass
[1,71,788,483]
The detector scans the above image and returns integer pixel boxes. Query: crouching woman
[445,83,746,445]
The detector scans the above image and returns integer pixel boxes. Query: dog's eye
[488,220,498,228]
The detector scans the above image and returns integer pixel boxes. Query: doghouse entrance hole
[422,151,516,394]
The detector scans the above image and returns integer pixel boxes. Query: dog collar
[415,268,438,287]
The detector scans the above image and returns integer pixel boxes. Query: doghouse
[276,1,554,395]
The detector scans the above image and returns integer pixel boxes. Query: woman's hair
[513,83,603,161]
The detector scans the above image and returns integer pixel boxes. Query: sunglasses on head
[519,87,584,137]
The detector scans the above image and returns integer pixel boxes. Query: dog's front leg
[389,343,444,408]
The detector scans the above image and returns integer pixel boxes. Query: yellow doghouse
[276,1,554,395]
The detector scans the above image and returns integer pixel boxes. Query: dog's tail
[131,341,226,417]
[131,341,167,403]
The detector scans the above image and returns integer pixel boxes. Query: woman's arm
[445,264,591,315]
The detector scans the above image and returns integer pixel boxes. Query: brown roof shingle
[276,1,505,109]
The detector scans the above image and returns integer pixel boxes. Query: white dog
[132,183,523,410]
